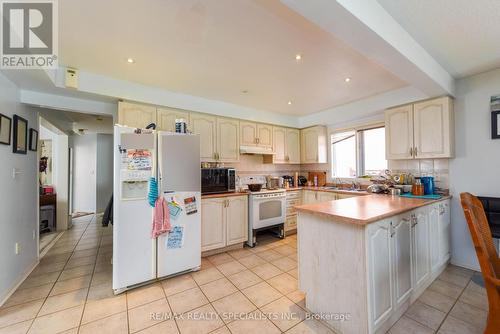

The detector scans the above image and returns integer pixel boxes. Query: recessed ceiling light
[241,90,248,94]
[288,101,292,105]
[295,54,302,61]
[344,77,351,83]
[127,58,135,64]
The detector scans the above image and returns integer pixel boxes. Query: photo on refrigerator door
[184,196,198,215]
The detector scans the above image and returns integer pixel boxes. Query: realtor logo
[1,0,58,69]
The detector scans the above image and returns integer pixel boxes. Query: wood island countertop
[295,194,450,225]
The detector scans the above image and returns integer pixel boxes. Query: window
[331,126,387,178]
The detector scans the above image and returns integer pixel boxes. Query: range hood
[239,145,275,155]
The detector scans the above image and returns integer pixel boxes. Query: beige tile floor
[0,214,489,334]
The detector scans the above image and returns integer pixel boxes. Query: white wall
[72,134,97,213]
[96,134,113,212]
[449,68,500,270]
[0,73,39,305]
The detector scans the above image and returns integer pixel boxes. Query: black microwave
[201,168,236,194]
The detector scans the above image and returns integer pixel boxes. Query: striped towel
[152,197,171,238]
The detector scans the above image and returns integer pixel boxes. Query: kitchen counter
[201,192,248,199]
[298,186,369,196]
[295,194,450,225]
[296,194,452,333]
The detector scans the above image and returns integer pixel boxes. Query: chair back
[460,192,500,329]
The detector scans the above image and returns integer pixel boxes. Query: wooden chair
[460,192,500,334]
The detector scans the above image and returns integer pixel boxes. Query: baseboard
[39,231,65,258]
[0,260,39,307]
[450,260,480,272]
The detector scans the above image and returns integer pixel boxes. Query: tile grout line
[77,214,105,331]
[24,215,95,333]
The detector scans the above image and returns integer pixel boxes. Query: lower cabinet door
[366,220,393,330]
[201,198,226,251]
[226,196,248,246]
[438,201,451,265]
[428,204,441,272]
[393,215,413,307]
[302,191,316,204]
[413,209,430,288]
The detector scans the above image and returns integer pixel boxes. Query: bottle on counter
[313,175,318,187]
[412,177,424,196]
[294,172,299,189]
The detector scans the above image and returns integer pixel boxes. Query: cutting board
[308,171,327,186]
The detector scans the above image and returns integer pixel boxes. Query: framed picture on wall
[492,110,500,139]
[29,128,38,151]
[0,113,11,145]
[13,115,28,154]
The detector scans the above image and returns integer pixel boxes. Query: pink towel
[152,197,171,238]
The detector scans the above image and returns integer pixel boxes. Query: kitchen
[0,1,499,334]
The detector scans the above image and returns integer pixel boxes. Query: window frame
[330,123,386,179]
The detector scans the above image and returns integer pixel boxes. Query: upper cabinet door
[413,97,453,158]
[286,128,300,164]
[273,127,286,163]
[190,113,216,161]
[118,101,157,129]
[157,108,189,132]
[217,117,239,162]
[257,124,273,149]
[240,121,257,146]
[301,126,327,163]
[385,105,414,160]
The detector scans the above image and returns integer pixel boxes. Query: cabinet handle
[414,147,418,157]
[256,138,260,144]
[390,221,395,238]
[410,147,413,157]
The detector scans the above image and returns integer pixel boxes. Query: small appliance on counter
[266,176,280,190]
[282,175,294,187]
[297,175,308,186]
[201,167,236,194]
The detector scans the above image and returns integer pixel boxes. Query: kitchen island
[295,194,451,334]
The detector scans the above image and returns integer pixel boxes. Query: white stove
[247,187,286,247]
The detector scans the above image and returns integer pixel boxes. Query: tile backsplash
[388,159,449,190]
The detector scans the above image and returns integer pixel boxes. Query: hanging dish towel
[152,197,171,238]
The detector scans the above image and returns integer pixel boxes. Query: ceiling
[40,109,113,135]
[378,0,500,78]
[58,0,407,115]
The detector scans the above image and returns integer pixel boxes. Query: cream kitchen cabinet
[272,127,287,163]
[157,107,189,132]
[300,126,328,163]
[413,97,454,158]
[216,117,239,162]
[201,195,248,252]
[366,214,413,332]
[286,128,300,164]
[240,121,258,146]
[118,101,157,128]
[412,207,431,290]
[190,113,217,161]
[385,97,453,160]
[201,198,226,251]
[366,219,394,330]
[437,201,451,266]
[225,195,248,245]
[257,124,273,149]
[267,127,300,164]
[240,121,273,150]
[385,104,414,160]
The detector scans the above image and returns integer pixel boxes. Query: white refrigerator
[113,126,201,293]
